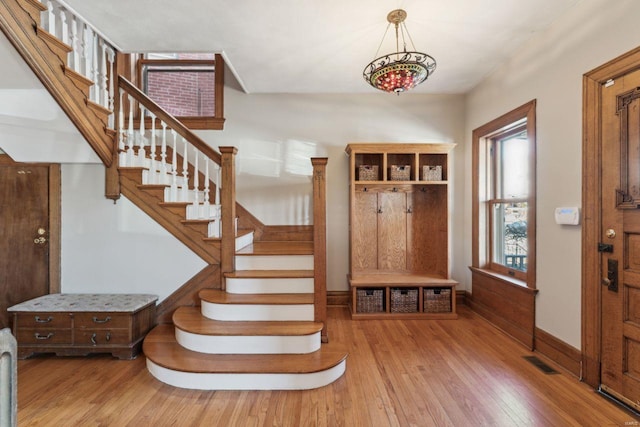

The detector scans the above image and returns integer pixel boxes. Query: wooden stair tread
[173,306,322,336]
[199,289,313,305]
[143,324,347,374]
[236,241,313,255]
[349,273,457,286]
[225,270,314,279]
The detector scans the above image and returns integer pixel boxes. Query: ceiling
[62,0,582,94]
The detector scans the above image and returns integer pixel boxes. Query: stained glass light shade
[364,51,436,93]
[363,9,436,93]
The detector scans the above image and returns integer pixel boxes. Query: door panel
[410,186,447,276]
[0,162,50,328]
[352,190,378,271]
[377,191,406,271]
[601,68,640,407]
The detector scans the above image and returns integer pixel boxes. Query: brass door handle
[34,236,47,245]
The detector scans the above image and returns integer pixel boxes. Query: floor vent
[523,355,559,374]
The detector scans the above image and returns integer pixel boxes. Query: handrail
[118,76,221,165]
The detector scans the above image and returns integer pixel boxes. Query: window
[472,101,536,287]
[138,53,225,130]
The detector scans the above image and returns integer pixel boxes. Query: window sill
[468,266,537,294]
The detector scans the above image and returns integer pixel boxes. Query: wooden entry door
[0,159,55,328]
[599,68,640,408]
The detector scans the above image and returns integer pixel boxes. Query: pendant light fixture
[363,9,436,94]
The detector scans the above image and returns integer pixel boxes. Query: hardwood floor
[17,306,638,426]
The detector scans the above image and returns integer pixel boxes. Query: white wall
[61,164,206,302]
[464,0,640,348]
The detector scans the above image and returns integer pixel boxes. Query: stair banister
[117,77,221,165]
[311,158,328,343]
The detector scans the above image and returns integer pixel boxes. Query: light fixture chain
[403,22,418,52]
[373,22,392,60]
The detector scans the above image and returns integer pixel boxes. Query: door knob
[34,237,47,245]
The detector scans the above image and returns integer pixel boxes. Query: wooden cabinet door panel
[378,192,407,271]
[353,191,378,271]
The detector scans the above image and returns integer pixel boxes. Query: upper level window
[472,100,536,287]
[138,53,224,130]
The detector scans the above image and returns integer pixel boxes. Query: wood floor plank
[16,306,639,426]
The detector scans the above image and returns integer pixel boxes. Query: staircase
[0,0,347,390]
[144,241,346,390]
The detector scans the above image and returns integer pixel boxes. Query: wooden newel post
[311,158,328,343]
[220,146,238,290]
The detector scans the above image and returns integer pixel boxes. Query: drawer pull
[34,316,53,323]
[34,332,54,340]
[106,332,111,342]
[91,333,97,345]
[92,316,111,324]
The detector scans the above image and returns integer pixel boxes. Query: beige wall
[464,0,640,348]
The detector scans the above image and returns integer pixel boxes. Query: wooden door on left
[0,156,58,328]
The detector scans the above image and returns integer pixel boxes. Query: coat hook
[393,187,398,192]
[421,187,426,192]
[363,187,368,192]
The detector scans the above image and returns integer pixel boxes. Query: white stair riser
[235,255,313,270]
[201,301,314,321]
[226,277,314,294]
[175,329,321,354]
[235,232,254,251]
[146,359,346,391]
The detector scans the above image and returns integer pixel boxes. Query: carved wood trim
[616,87,640,208]
[312,158,328,342]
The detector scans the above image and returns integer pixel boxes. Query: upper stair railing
[118,77,225,238]
[38,0,116,127]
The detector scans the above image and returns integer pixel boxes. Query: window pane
[492,202,527,271]
[498,133,528,198]
[145,68,215,116]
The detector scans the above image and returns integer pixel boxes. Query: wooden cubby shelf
[346,143,457,320]
[349,273,457,320]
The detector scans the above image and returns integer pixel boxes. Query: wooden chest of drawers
[8,294,157,360]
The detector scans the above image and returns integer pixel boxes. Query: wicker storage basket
[358,165,379,181]
[423,288,451,313]
[422,165,442,181]
[390,288,418,313]
[390,165,411,181]
[356,289,384,313]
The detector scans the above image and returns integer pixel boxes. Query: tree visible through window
[472,100,536,287]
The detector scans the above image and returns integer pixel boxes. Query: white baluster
[126,96,135,166]
[170,130,178,202]
[160,122,168,182]
[149,114,157,184]
[83,25,93,81]
[203,160,211,219]
[214,163,221,206]
[191,149,200,217]
[107,48,115,114]
[100,41,108,109]
[213,163,221,238]
[118,89,126,166]
[181,138,189,202]
[70,15,80,72]
[91,33,99,103]
[58,8,68,46]
[138,105,146,167]
[46,1,55,36]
